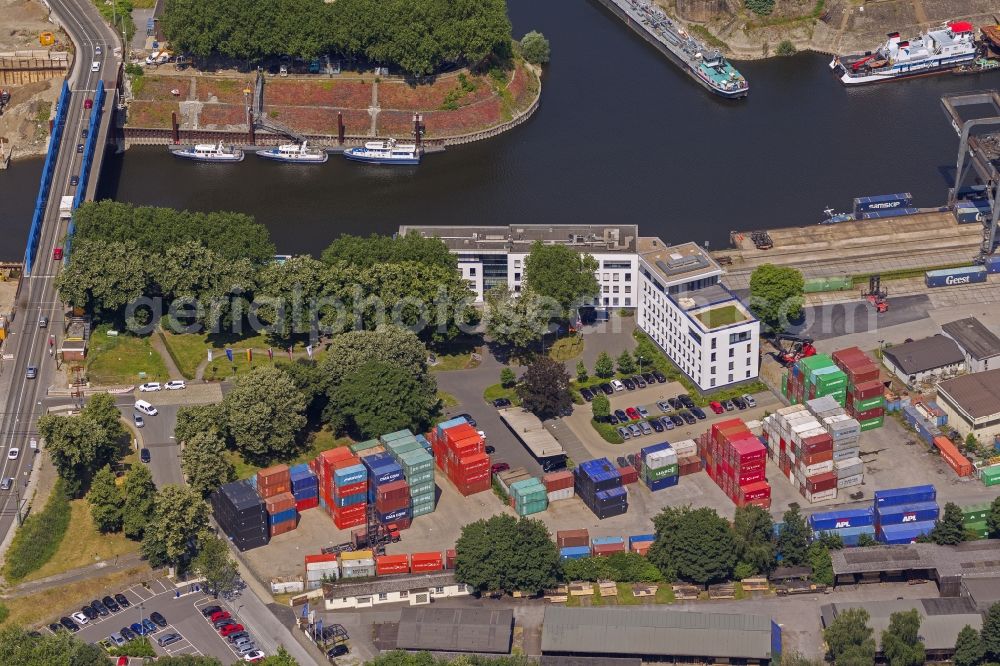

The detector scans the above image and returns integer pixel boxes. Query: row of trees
[823,607,924,666]
[161,0,513,75]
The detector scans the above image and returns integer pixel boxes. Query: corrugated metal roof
[961,575,1000,611]
[541,607,772,660]
[395,607,513,653]
[322,572,458,598]
[938,368,1000,419]
[820,599,981,652]
[497,408,565,458]
[882,335,965,375]
[941,317,1000,360]
[832,542,1000,580]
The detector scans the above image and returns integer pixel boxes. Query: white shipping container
[805,460,835,477]
[745,420,763,436]
[671,440,697,458]
[271,579,304,594]
[547,488,574,502]
[341,566,376,579]
[800,427,829,440]
[646,450,677,467]
[837,473,864,489]
[805,487,838,503]
[778,404,808,416]
[306,560,339,571]
[791,422,822,436]
[307,567,338,581]
[836,463,863,479]
[832,447,860,462]
[341,559,375,569]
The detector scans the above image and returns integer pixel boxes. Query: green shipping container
[389,440,422,457]
[853,396,885,412]
[411,494,435,509]
[982,466,1000,487]
[964,520,989,539]
[411,502,435,517]
[642,463,679,481]
[406,470,435,486]
[859,417,884,431]
[350,439,379,454]
[803,276,853,293]
[409,480,435,497]
[962,503,990,523]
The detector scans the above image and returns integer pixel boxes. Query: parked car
[140,448,151,463]
[456,413,477,427]
[606,414,618,425]
[102,596,120,612]
[628,424,642,438]
[213,618,235,629]
[109,632,126,647]
[130,622,146,636]
[625,407,640,421]
[616,456,628,468]
[157,633,182,647]
[599,383,614,395]
[80,606,97,621]
[138,382,161,392]
[492,397,511,408]
[220,624,245,637]
[639,421,653,435]
[90,599,109,616]
[580,388,594,402]
[667,397,683,410]
[611,380,625,392]
[200,606,222,617]
[690,407,707,420]
[637,406,649,418]
[652,370,667,383]
[659,416,675,430]
[709,401,724,414]
[485,445,495,455]
[141,618,158,634]
[60,617,79,632]
[632,375,646,389]
[542,458,566,473]
[491,462,510,476]
[622,377,636,391]
[209,611,231,623]
[244,651,266,662]
[327,644,349,658]
[679,411,697,425]
[742,394,757,408]
[656,400,672,412]
[237,642,258,655]
[649,418,664,433]
[149,612,167,628]
[669,415,684,428]
[617,426,630,440]
[614,409,628,422]
[48,623,63,633]
[120,627,137,641]
[627,453,638,468]
[733,396,748,410]
[165,380,186,390]
[115,593,131,608]
[721,399,735,411]
[228,631,250,644]
[70,612,89,625]
[678,394,695,409]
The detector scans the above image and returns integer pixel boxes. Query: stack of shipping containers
[874,485,938,543]
[362,452,408,528]
[639,443,678,491]
[258,465,298,536]
[671,439,703,476]
[543,470,574,503]
[808,508,875,545]
[591,536,626,556]
[211,480,269,551]
[339,550,376,578]
[628,534,654,555]
[761,405,840,503]
[699,419,771,508]
[305,553,338,590]
[574,459,628,519]
[832,347,885,431]
[557,529,590,560]
[901,403,940,446]
[961,503,990,539]
[431,418,491,496]
[782,354,848,407]
[322,449,367,530]
[289,463,319,512]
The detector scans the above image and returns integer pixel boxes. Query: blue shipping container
[289,463,311,477]
[293,486,318,501]
[377,507,411,523]
[861,207,919,220]
[808,508,874,531]
[592,536,625,546]
[371,464,404,486]
[267,508,297,525]
[878,520,935,544]
[334,464,367,487]
[925,266,988,288]
[361,452,393,470]
[853,192,913,215]
[639,443,672,460]
[875,501,939,526]
[874,485,936,507]
[334,492,366,509]
[628,534,655,547]
[985,256,1000,274]
[645,475,679,491]
[560,546,591,560]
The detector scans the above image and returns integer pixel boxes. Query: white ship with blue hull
[344,138,421,165]
[256,141,328,163]
[831,21,978,84]
[171,141,244,162]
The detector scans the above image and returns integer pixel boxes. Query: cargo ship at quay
[593,0,748,99]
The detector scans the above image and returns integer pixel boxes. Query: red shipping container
[295,497,319,512]
[445,549,457,569]
[934,436,973,477]
[458,452,490,470]
[411,552,444,573]
[543,470,574,491]
[375,480,410,502]
[456,478,490,496]
[329,456,362,471]
[739,480,771,501]
[375,554,410,575]
[333,481,368,498]
[333,513,365,530]
[852,380,883,399]
[444,424,479,446]
[265,492,296,514]
[802,449,834,466]
[557,529,589,548]
[678,457,702,476]
[617,466,639,485]
[332,503,366,520]
[854,406,885,421]
[735,458,766,474]
[806,472,837,493]
[738,469,766,486]
[801,434,833,455]
[592,543,626,556]
[319,448,353,466]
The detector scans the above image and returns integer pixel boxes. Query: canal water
[2,0,995,260]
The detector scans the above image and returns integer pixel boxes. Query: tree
[141,485,209,569]
[777,506,810,565]
[594,351,615,379]
[500,367,517,389]
[321,232,456,270]
[223,366,307,464]
[732,505,775,576]
[857,532,878,547]
[749,264,804,332]
[882,609,925,666]
[575,361,588,383]
[0,623,107,665]
[320,326,431,391]
[647,507,736,585]
[87,465,123,533]
[983,602,1000,661]
[516,356,572,420]
[954,625,986,666]
[280,358,328,421]
[988,496,1000,538]
[333,361,438,439]
[592,394,610,420]
[192,532,240,598]
[966,432,980,451]
[520,30,550,64]
[122,463,157,540]
[484,285,549,351]
[930,502,967,545]
[522,240,599,318]
[807,541,834,586]
[259,647,299,666]
[776,40,797,56]
[562,552,662,582]
[55,239,151,319]
[181,431,235,497]
[617,350,636,376]
[744,0,775,16]
[455,514,561,595]
[823,607,875,664]
[174,404,226,444]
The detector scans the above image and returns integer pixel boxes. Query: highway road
[0,0,119,544]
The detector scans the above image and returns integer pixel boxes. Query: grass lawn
[483,383,520,406]
[1,565,150,628]
[549,336,584,361]
[695,304,746,328]
[591,418,624,444]
[20,500,139,583]
[227,427,353,480]
[430,350,482,372]
[438,391,459,409]
[655,585,675,604]
[86,326,169,385]
[615,583,641,605]
[161,329,312,380]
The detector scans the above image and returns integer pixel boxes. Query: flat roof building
[936,368,1000,443]
[496,407,566,462]
[394,607,514,654]
[322,572,470,610]
[881,335,965,388]
[541,606,779,664]
[961,575,1000,612]
[941,317,1000,373]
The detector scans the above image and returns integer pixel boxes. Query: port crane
[768,334,817,366]
[862,274,889,313]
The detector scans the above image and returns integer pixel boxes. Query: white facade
[323,579,471,610]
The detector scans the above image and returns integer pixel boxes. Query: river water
[1,0,995,260]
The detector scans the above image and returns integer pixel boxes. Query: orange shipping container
[933,436,973,478]
[265,492,296,513]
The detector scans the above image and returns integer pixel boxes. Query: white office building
[399,225,759,391]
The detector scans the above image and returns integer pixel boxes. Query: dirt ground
[0,0,72,160]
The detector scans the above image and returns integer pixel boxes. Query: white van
[91,61,100,72]
[134,400,158,416]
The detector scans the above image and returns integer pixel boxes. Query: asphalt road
[0,0,119,546]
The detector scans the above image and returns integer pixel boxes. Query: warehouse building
[936,368,1000,443]
[321,572,470,610]
[541,606,780,664]
[880,335,965,387]
[384,607,514,654]
[820,598,981,661]
[961,576,1000,612]
[830,541,1000,596]
[941,317,1000,373]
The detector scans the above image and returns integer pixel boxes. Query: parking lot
[55,577,259,662]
